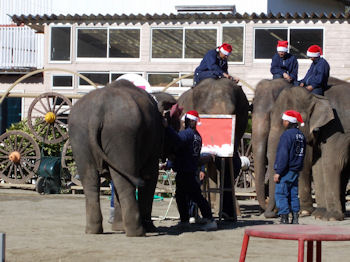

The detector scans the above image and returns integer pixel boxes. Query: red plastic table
[239,224,350,262]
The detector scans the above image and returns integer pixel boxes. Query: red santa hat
[282,110,304,126]
[183,110,201,125]
[307,45,322,57]
[219,43,232,56]
[277,40,288,52]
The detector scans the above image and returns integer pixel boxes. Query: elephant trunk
[252,113,270,211]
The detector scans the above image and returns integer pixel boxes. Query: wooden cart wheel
[0,130,41,184]
[235,133,255,193]
[61,139,80,186]
[27,92,72,144]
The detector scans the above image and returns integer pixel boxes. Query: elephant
[262,83,350,220]
[177,78,249,217]
[69,79,168,236]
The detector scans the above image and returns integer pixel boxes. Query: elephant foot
[323,210,344,221]
[264,210,278,218]
[125,226,146,237]
[112,222,125,233]
[85,224,103,234]
[312,208,327,220]
[143,220,158,233]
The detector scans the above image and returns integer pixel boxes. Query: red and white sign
[117,73,151,92]
[197,114,235,157]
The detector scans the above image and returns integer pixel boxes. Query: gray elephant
[69,79,166,236]
[177,78,249,216]
[265,84,350,220]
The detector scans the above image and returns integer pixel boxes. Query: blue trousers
[194,71,219,86]
[275,171,300,215]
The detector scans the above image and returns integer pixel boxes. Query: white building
[0,0,349,131]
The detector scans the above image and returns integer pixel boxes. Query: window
[152,29,183,58]
[50,27,71,61]
[185,29,216,58]
[52,75,73,89]
[151,28,217,59]
[77,29,107,58]
[79,72,109,87]
[254,28,324,59]
[223,26,244,62]
[77,28,140,58]
[255,29,288,59]
[290,29,323,59]
[111,73,142,82]
[147,73,180,87]
[109,29,140,58]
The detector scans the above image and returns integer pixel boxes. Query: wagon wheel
[61,139,107,186]
[28,92,72,144]
[235,133,255,193]
[0,131,41,184]
[61,139,80,186]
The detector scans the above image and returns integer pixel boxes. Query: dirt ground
[1,189,350,262]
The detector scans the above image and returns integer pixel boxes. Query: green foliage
[7,118,65,157]
[246,113,252,133]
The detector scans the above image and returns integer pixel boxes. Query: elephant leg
[322,138,345,221]
[111,190,125,232]
[311,156,327,219]
[264,164,278,218]
[111,169,145,237]
[299,145,314,215]
[137,159,159,232]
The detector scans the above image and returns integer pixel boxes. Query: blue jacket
[300,57,330,94]
[166,127,202,173]
[270,53,298,81]
[194,49,228,84]
[274,127,306,177]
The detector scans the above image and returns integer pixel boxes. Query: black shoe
[280,214,289,224]
[291,212,299,224]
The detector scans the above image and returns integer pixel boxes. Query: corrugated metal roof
[11,12,350,32]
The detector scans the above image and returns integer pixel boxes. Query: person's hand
[305,85,313,91]
[283,73,292,82]
[199,171,205,181]
[223,73,231,79]
[299,82,305,87]
[273,174,280,183]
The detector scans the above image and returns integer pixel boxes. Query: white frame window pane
[148,73,180,87]
[79,73,109,87]
[52,75,73,88]
[77,29,107,58]
[185,29,217,58]
[109,29,140,58]
[223,26,244,62]
[255,28,288,59]
[290,29,323,59]
[152,29,183,58]
[50,27,71,61]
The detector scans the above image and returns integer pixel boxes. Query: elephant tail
[89,122,145,188]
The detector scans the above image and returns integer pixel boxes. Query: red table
[239,224,350,262]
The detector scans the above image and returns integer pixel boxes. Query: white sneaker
[200,220,217,231]
[189,217,196,224]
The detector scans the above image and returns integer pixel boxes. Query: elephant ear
[309,94,334,133]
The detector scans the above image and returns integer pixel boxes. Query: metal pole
[0,233,5,262]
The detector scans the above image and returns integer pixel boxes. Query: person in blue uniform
[274,110,306,224]
[299,45,330,95]
[193,43,239,86]
[166,110,217,231]
[270,40,298,85]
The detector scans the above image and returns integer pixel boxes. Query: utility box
[36,156,62,194]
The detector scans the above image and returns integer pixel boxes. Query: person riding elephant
[263,83,350,220]
[69,80,178,236]
[193,43,239,86]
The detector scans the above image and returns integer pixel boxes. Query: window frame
[51,74,74,90]
[75,27,142,62]
[222,24,245,65]
[49,25,72,63]
[150,26,219,62]
[253,26,325,62]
